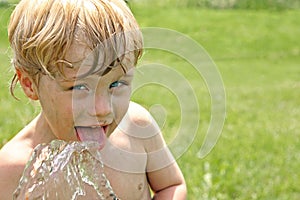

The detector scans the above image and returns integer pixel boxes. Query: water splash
[13,140,120,200]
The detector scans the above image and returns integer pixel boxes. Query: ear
[16,69,39,100]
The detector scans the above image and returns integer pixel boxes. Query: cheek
[43,93,70,111]
[40,92,73,124]
[72,97,88,118]
[112,90,131,120]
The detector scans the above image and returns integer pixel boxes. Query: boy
[0,0,187,199]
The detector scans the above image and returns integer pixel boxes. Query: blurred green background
[1,0,300,199]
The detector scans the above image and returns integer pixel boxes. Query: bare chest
[104,167,151,200]
[101,132,151,199]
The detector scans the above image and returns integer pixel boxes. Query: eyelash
[70,84,88,91]
[109,81,126,89]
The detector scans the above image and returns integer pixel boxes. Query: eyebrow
[123,72,134,77]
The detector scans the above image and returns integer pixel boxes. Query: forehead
[59,38,136,80]
[64,40,91,64]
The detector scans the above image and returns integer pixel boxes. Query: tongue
[75,127,106,149]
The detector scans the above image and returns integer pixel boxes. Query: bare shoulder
[127,101,155,125]
[0,132,33,165]
[124,101,161,136]
[0,137,33,199]
[120,102,165,148]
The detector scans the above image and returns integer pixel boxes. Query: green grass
[0,5,40,145]
[1,4,300,200]
[131,5,300,199]
[129,0,300,9]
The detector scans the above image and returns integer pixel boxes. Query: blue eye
[72,84,88,91]
[110,81,124,89]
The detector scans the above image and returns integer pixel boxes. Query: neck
[29,113,57,148]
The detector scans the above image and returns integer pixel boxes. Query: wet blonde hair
[8,0,143,96]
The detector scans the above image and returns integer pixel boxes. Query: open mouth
[75,126,107,149]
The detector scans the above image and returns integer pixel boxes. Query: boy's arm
[0,164,22,199]
[143,120,187,199]
[127,102,187,199]
[147,162,187,200]
[0,148,25,199]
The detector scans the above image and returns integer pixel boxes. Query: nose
[90,91,113,122]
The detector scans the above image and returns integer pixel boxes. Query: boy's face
[36,40,134,149]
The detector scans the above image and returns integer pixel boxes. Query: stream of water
[13,140,120,200]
